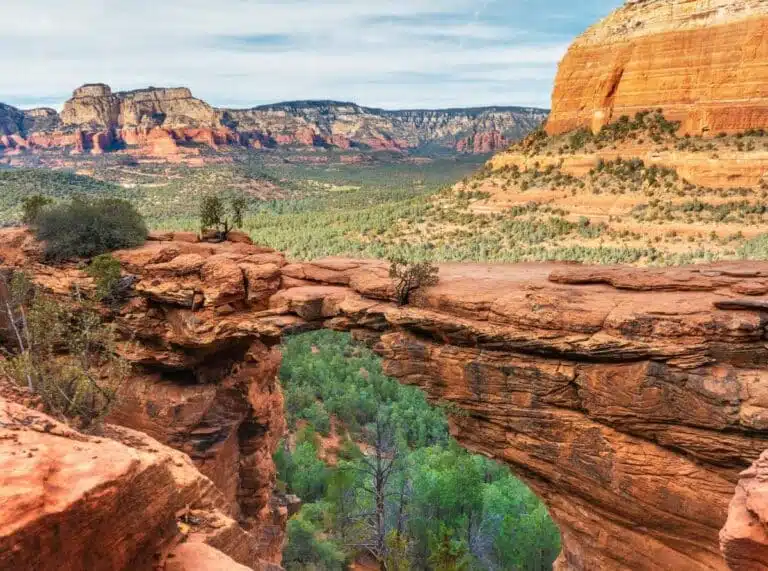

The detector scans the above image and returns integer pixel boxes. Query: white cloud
[0,0,580,110]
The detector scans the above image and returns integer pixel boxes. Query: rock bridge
[2,229,768,570]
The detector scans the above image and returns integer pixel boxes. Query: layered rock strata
[0,84,547,157]
[0,230,288,570]
[4,229,768,569]
[0,394,280,571]
[720,450,768,570]
[547,0,768,136]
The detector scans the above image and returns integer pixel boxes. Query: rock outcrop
[0,85,547,157]
[271,259,768,571]
[223,102,543,153]
[721,451,768,570]
[0,393,279,571]
[547,0,768,136]
[0,229,288,570]
[4,229,768,570]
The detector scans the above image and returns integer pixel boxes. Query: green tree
[428,526,471,571]
[385,531,412,571]
[283,516,347,571]
[199,194,248,238]
[279,426,330,503]
[276,331,562,571]
[21,194,53,226]
[86,254,123,302]
[0,273,129,429]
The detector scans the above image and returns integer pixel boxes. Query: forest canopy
[276,331,561,571]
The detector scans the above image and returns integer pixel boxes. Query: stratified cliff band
[0,83,547,156]
[547,0,768,136]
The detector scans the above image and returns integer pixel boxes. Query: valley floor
[3,117,768,267]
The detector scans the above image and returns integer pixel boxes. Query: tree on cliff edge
[199,194,247,240]
[0,272,129,429]
[389,258,439,306]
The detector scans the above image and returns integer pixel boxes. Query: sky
[0,0,623,111]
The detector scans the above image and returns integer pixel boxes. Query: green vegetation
[21,194,53,226]
[3,136,768,266]
[389,259,439,305]
[277,331,561,571]
[199,194,247,237]
[0,168,135,220]
[36,197,147,261]
[0,273,128,429]
[86,254,124,302]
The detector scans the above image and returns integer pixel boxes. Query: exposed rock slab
[0,396,272,571]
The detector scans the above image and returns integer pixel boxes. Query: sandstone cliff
[0,229,289,570]
[547,0,768,136]
[0,393,281,571]
[223,101,544,152]
[0,85,547,157]
[3,229,768,570]
[721,450,768,570]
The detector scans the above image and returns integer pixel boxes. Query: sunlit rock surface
[4,229,768,569]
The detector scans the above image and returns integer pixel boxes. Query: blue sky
[0,0,622,110]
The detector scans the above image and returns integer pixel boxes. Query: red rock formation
[6,232,768,570]
[456,131,507,153]
[0,85,546,157]
[330,134,353,149]
[547,0,768,136]
[0,231,289,569]
[721,451,768,570]
[0,395,278,571]
[269,259,768,570]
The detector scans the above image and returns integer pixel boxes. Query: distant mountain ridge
[0,84,548,158]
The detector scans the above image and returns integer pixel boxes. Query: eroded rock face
[0,395,275,571]
[60,83,219,131]
[0,233,289,569]
[3,231,768,570]
[268,260,768,570]
[721,451,768,570]
[0,85,547,156]
[547,0,768,136]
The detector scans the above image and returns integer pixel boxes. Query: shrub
[21,194,53,226]
[389,258,439,306]
[569,128,593,150]
[86,254,123,302]
[0,273,129,429]
[35,197,147,261]
[283,516,346,571]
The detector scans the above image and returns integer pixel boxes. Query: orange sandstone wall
[547,0,768,136]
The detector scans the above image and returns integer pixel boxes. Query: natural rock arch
[3,230,768,570]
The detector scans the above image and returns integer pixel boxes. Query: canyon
[6,0,768,569]
[2,229,768,570]
[0,84,547,158]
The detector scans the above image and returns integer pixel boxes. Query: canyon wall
[0,230,290,571]
[3,230,768,569]
[0,84,547,157]
[223,102,545,152]
[271,258,768,571]
[547,0,768,136]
